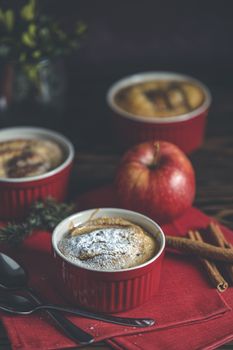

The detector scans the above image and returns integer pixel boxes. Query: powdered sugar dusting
[58,226,146,271]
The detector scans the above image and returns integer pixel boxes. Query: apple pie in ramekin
[107,72,211,153]
[52,208,165,313]
[0,127,74,219]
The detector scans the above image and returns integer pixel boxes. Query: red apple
[115,140,195,223]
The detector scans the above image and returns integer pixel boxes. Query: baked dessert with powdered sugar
[0,139,64,178]
[58,216,158,271]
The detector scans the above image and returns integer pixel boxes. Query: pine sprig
[0,198,75,245]
[0,222,30,245]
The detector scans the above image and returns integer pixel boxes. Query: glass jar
[0,59,66,128]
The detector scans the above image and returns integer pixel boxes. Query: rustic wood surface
[0,135,232,349]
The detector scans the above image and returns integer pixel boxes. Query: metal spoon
[0,293,155,328]
[0,252,94,344]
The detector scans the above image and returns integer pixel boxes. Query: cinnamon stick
[209,222,233,283]
[166,235,233,263]
[209,222,232,249]
[188,230,228,292]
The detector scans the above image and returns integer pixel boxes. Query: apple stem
[150,142,160,169]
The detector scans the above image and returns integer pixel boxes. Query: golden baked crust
[59,217,158,270]
[115,80,205,118]
[0,139,64,178]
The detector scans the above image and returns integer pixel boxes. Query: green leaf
[0,2,86,62]
[75,21,87,35]
[32,50,41,59]
[22,31,36,47]
[23,63,38,82]
[28,23,36,36]
[0,9,14,31]
[39,27,50,39]
[19,52,27,62]
[0,9,5,23]
[21,23,37,48]
[70,40,79,49]
[5,10,14,31]
[20,0,36,21]
[56,29,67,41]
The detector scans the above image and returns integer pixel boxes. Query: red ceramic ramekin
[107,72,212,154]
[0,127,74,219]
[52,208,165,313]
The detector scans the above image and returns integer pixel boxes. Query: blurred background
[0,0,233,151]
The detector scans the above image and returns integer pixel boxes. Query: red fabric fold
[108,279,233,350]
[0,185,232,350]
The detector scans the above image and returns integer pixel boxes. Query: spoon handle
[36,305,155,328]
[26,288,94,345]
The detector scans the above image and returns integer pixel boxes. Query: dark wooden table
[0,135,232,349]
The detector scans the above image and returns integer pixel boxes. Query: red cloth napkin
[0,185,232,350]
[109,254,233,350]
